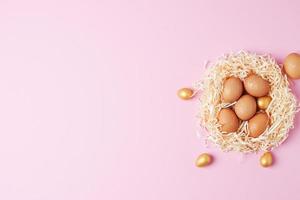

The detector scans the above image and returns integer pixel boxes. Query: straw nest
[194,51,298,153]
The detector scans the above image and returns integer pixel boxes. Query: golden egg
[284,53,300,79]
[195,153,213,167]
[177,88,194,100]
[260,152,273,167]
[244,74,270,97]
[257,96,272,110]
[234,94,257,120]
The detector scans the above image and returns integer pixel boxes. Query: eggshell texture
[217,108,239,133]
[249,112,269,138]
[284,53,300,79]
[222,77,244,103]
[234,95,257,120]
[244,74,270,97]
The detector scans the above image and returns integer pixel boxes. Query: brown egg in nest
[217,108,239,133]
[234,94,257,120]
[244,74,270,97]
[222,77,244,103]
[249,112,269,138]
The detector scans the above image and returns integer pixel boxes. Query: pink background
[0,0,300,199]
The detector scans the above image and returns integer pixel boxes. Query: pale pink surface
[0,0,300,199]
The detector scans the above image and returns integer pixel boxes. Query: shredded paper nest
[195,51,298,153]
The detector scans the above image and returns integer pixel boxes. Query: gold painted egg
[260,152,273,167]
[177,88,194,100]
[257,96,272,110]
[196,153,213,167]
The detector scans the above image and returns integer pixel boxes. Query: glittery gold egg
[257,96,272,110]
[260,152,273,167]
[177,88,194,100]
[195,153,213,167]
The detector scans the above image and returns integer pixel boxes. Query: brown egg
[222,77,244,103]
[217,108,239,133]
[249,112,269,138]
[257,96,272,110]
[284,53,300,79]
[244,74,270,97]
[234,95,257,120]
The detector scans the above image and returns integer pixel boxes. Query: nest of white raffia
[194,51,298,153]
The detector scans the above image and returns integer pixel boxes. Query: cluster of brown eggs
[218,74,271,137]
[179,77,274,168]
[178,52,300,168]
